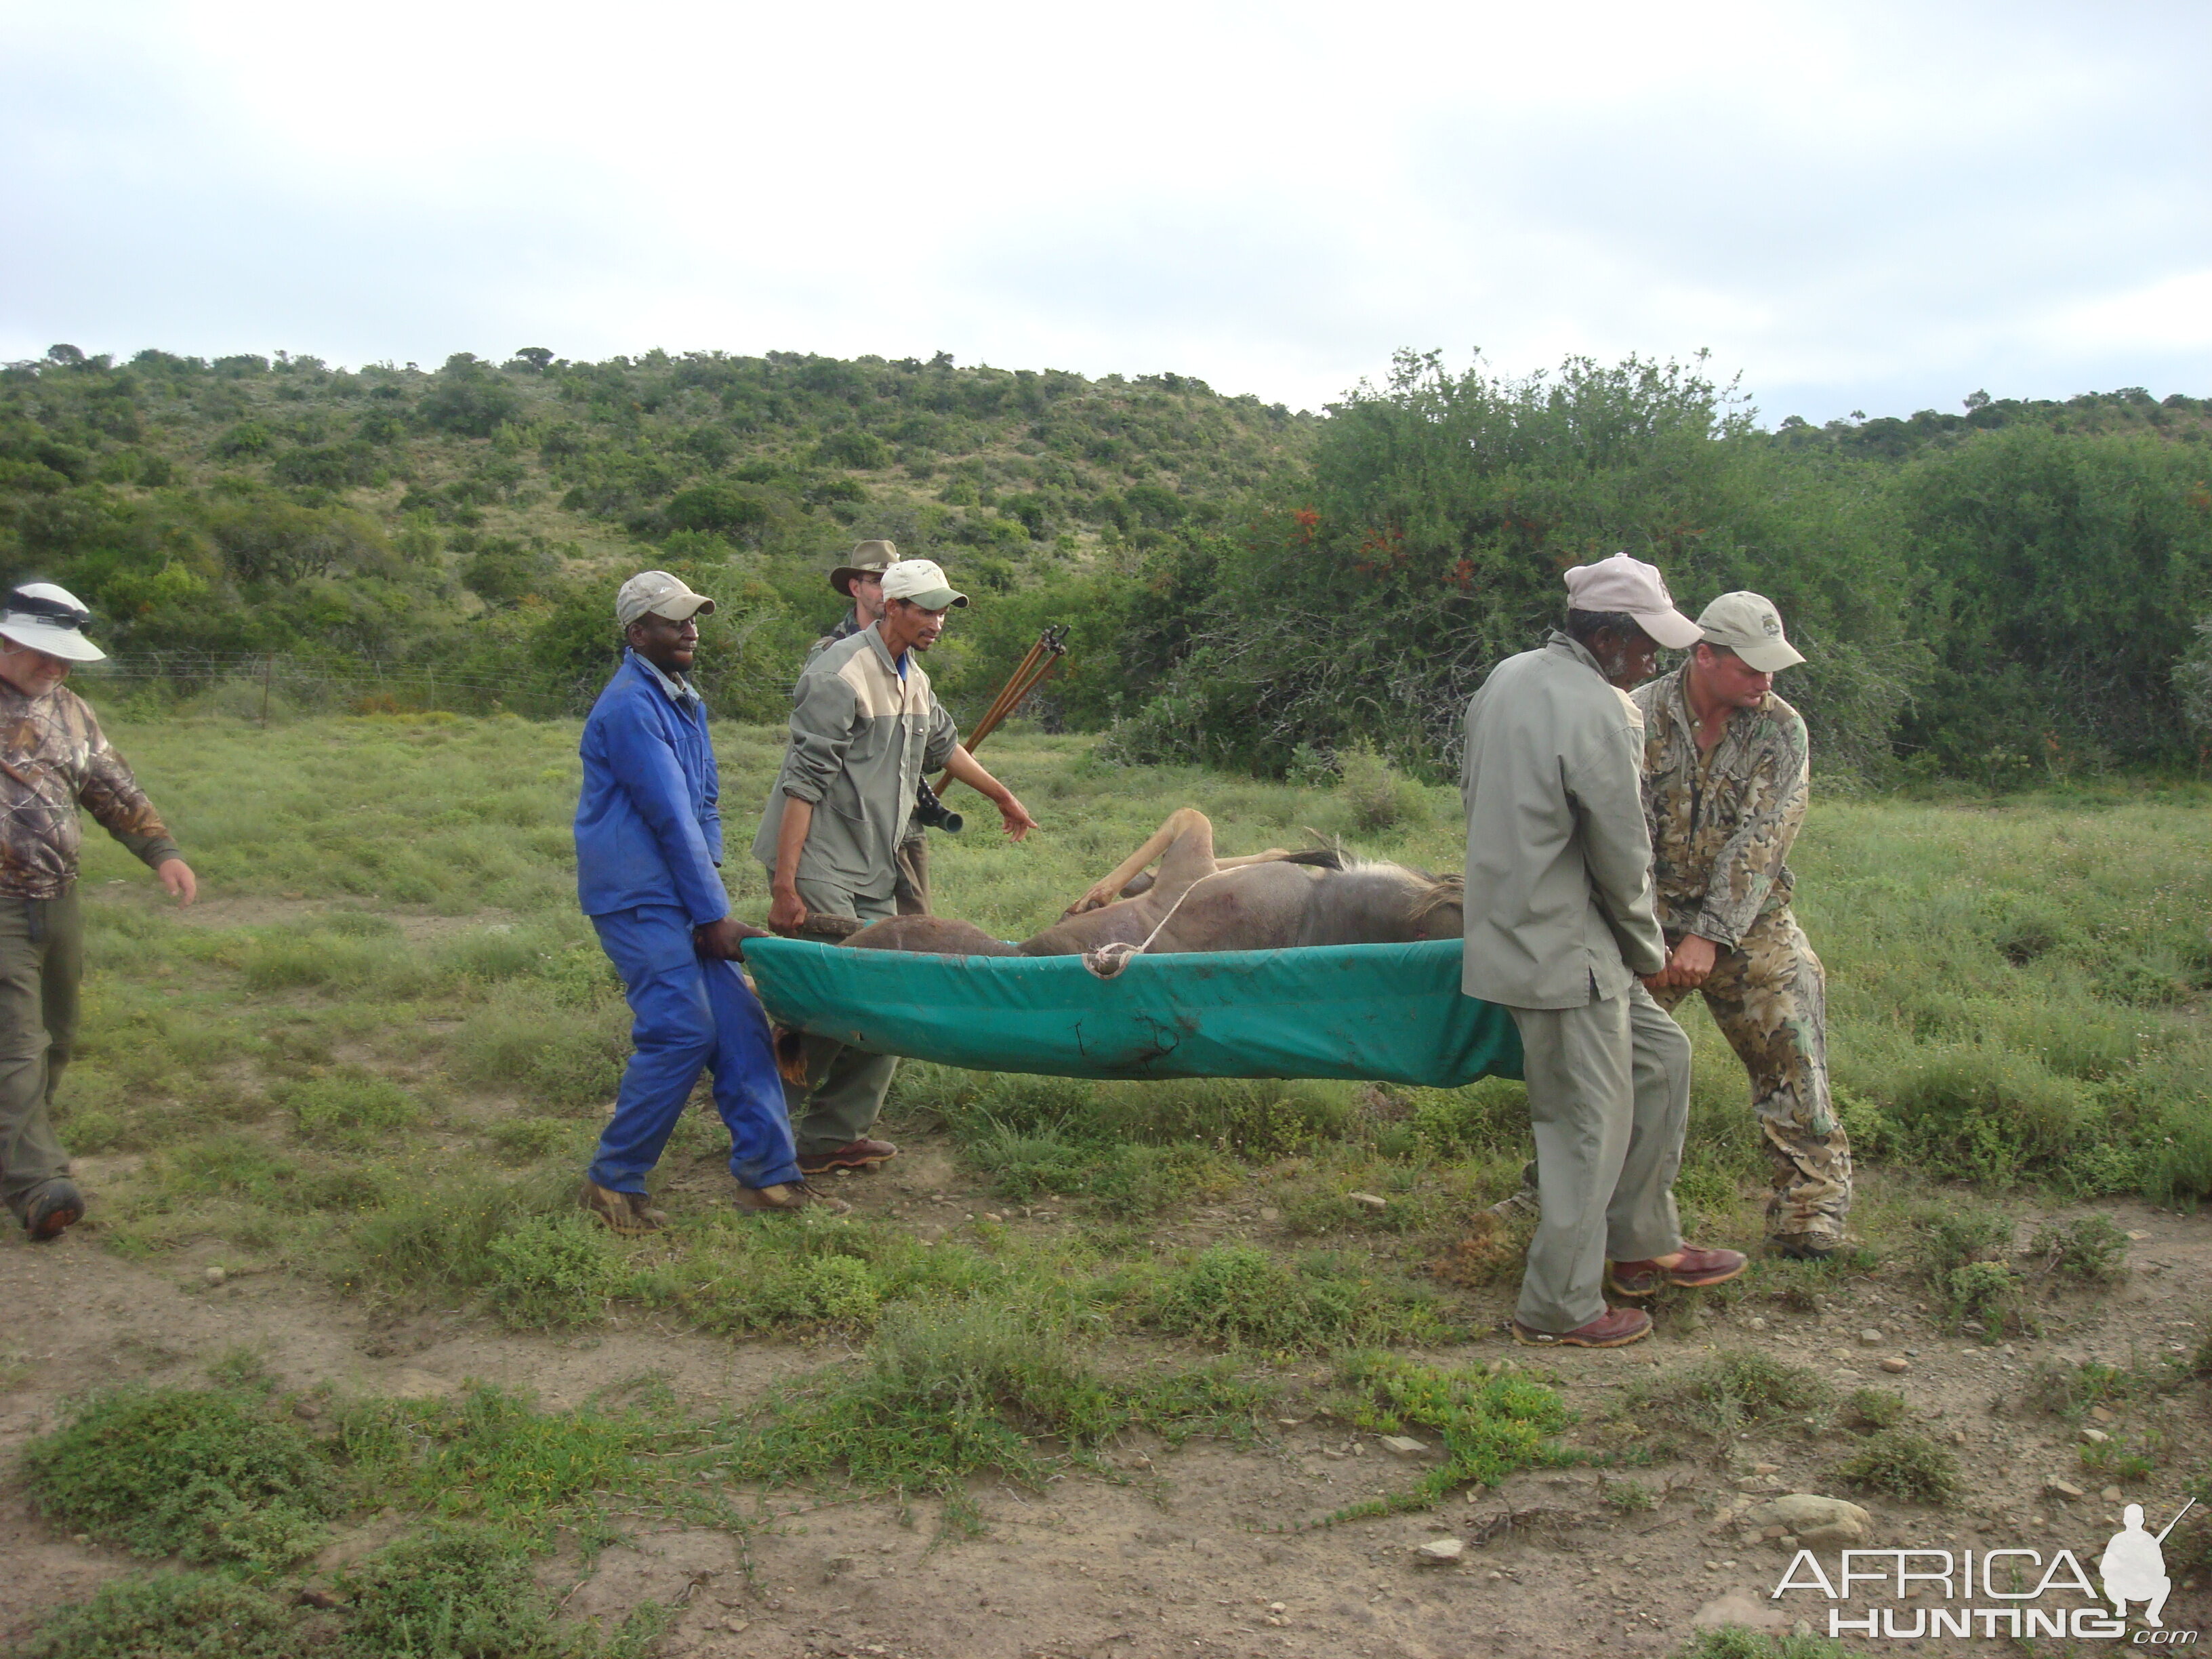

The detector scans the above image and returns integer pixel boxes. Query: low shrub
[1834,1430,1962,1504]
[1620,1351,1830,1446]
[485,1214,621,1329]
[2026,1212,2132,1285]
[20,1572,314,1659]
[20,1386,346,1570]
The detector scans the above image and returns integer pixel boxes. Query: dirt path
[3,1176,2209,1656]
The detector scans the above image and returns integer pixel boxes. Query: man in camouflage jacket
[0,583,197,1241]
[1631,591,1850,1257]
[807,541,930,915]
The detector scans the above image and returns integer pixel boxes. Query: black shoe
[23,1179,84,1242]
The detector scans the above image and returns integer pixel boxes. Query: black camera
[911,778,963,834]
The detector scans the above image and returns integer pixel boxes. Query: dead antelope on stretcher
[844,806,1465,957]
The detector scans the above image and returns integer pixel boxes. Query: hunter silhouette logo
[1769,1497,2201,1641]
[2102,1500,2193,1629]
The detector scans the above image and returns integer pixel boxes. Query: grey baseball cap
[616,570,716,627]
[1561,552,1702,649]
[1697,592,1805,672]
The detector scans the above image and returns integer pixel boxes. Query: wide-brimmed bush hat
[831,540,899,597]
[0,583,106,661]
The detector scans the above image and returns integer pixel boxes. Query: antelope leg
[1068,806,1214,914]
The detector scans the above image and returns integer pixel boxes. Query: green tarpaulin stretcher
[743,936,1523,1088]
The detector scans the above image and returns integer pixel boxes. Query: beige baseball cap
[880,557,967,610]
[615,570,716,627]
[1697,591,1805,672]
[830,539,899,598]
[1562,552,1702,649]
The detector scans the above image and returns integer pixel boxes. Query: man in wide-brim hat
[804,541,933,915]
[0,582,198,1243]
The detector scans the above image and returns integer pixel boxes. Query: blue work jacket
[574,653,729,924]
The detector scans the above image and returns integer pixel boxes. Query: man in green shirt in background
[1633,592,1849,1259]
[754,558,1036,1176]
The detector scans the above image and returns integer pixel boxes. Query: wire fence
[73,649,804,723]
[75,650,589,720]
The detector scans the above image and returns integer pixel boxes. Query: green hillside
[5,342,2211,777]
[0,346,1315,721]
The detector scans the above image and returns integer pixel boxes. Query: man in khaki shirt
[1634,592,1848,1257]
[754,559,1035,1175]
[1461,554,1744,1347]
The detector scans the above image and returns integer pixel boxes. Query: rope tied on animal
[1080,869,1227,979]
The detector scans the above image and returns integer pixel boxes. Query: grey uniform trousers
[781,878,901,1155]
[1507,980,1691,1334]
[0,890,83,1222]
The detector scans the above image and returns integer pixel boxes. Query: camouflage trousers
[1649,905,1851,1245]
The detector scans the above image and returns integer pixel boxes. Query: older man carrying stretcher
[1460,553,1745,1348]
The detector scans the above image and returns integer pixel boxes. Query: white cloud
[1,0,2205,418]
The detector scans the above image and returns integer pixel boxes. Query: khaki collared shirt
[1460,632,1666,1008]
[0,681,180,899]
[1630,665,1809,949]
[752,623,958,900]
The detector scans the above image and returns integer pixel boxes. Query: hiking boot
[577,1180,668,1236]
[22,1178,83,1242]
[1769,1233,1845,1262]
[1607,1246,1748,1297]
[796,1138,897,1176]
[732,1181,851,1217]
[1510,1307,1652,1349]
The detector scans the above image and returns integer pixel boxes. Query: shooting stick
[937,624,1068,794]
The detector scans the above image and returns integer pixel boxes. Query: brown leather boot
[1510,1306,1652,1348]
[733,1181,852,1216]
[1607,1246,1748,1297]
[577,1180,668,1235]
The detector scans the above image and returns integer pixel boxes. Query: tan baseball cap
[1697,591,1805,672]
[1561,552,1702,649]
[880,557,967,610]
[830,539,899,598]
[615,570,716,627]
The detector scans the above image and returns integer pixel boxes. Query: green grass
[707,1298,1272,1533]
[20,1383,347,1570]
[1313,1352,1574,1521]
[26,713,2212,1637]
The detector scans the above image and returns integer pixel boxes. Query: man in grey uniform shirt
[754,558,1036,1175]
[1461,553,1745,1347]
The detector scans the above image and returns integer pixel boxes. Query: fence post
[260,653,272,726]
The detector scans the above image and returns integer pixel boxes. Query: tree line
[2,342,2207,779]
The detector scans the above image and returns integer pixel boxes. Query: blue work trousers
[588,905,801,1193]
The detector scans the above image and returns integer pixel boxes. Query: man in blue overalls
[574,570,844,1227]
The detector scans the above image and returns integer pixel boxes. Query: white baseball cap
[0,583,106,662]
[880,558,968,610]
[1562,553,1702,650]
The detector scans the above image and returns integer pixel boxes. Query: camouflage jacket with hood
[1630,665,1809,949]
[0,681,181,900]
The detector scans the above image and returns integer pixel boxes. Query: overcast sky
[3,0,2206,423]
